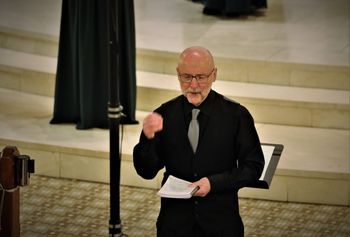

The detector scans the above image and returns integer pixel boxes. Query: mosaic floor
[18,175,349,237]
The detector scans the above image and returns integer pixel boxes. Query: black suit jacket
[133,90,264,236]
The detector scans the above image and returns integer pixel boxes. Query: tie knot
[191,109,200,120]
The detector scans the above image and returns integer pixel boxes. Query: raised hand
[142,112,163,139]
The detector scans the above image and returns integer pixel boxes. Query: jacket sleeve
[208,105,265,192]
[133,131,164,180]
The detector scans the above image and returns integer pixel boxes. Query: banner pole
[107,0,122,236]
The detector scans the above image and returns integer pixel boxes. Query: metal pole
[107,0,123,236]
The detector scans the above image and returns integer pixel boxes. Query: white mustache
[185,88,201,94]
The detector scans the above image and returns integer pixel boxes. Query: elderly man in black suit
[133,46,265,236]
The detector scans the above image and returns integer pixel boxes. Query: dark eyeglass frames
[178,68,215,83]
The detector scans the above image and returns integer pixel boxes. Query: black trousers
[157,221,244,237]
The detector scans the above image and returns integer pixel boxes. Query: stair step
[0,88,348,206]
[0,48,349,129]
[1,27,349,91]
[137,71,349,105]
[0,26,59,57]
[138,48,350,91]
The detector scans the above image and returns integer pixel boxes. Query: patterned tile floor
[18,175,349,237]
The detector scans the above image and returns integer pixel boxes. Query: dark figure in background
[133,46,265,236]
[192,0,267,17]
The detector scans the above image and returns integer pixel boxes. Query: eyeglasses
[178,68,215,83]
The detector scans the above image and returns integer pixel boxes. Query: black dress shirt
[133,90,265,236]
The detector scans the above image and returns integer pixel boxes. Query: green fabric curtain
[51,0,137,129]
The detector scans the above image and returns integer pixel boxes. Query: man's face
[177,64,216,106]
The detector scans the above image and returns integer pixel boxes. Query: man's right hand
[142,112,163,139]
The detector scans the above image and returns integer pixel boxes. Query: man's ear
[212,68,217,82]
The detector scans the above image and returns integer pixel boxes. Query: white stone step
[0,88,348,206]
[0,47,347,105]
[137,70,349,105]
[0,48,349,129]
[1,27,349,91]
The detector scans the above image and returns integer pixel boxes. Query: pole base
[109,223,122,237]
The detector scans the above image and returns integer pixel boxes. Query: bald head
[177,46,215,70]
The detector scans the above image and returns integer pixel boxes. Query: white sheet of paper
[260,145,275,180]
[157,175,198,199]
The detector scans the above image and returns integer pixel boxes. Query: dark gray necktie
[188,109,200,152]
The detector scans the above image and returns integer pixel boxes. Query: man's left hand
[192,177,211,197]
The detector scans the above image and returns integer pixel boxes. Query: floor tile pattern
[17,175,350,237]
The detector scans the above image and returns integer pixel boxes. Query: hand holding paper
[191,177,210,197]
[157,175,199,199]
